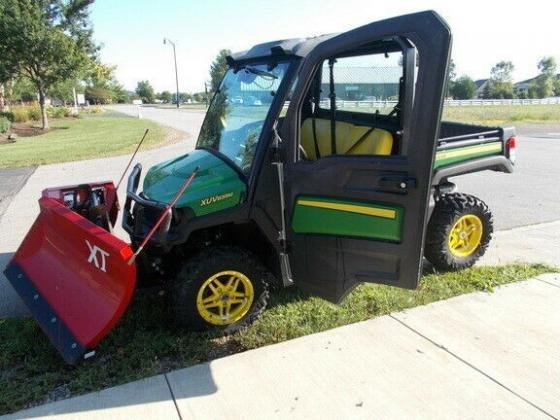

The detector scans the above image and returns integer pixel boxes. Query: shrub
[0,111,15,122]
[11,106,42,122]
[27,107,41,121]
[47,107,71,118]
[81,105,104,114]
[0,116,11,133]
[12,107,30,123]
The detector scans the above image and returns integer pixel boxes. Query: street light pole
[163,37,180,108]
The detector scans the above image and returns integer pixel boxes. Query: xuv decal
[201,192,234,206]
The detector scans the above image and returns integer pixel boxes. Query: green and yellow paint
[142,149,246,217]
[292,196,403,241]
[434,141,502,169]
[142,141,503,236]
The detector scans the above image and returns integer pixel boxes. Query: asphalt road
[0,106,558,319]
[110,104,207,134]
[0,105,558,231]
[454,134,560,230]
[113,105,560,231]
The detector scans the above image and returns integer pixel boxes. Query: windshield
[196,62,290,174]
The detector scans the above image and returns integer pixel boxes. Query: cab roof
[227,34,337,64]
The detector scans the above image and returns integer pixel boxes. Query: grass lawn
[0,112,172,168]
[442,104,560,125]
[324,103,560,126]
[0,263,554,415]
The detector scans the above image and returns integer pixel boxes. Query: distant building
[514,77,535,96]
[474,79,489,98]
[320,67,402,101]
[514,74,560,97]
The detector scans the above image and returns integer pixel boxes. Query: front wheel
[171,246,270,333]
[424,193,493,271]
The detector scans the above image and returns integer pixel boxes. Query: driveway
[0,166,36,220]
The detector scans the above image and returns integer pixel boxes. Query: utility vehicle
[5,11,516,363]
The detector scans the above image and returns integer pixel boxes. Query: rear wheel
[425,193,493,270]
[171,246,270,333]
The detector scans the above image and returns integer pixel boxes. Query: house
[514,74,560,97]
[320,66,402,101]
[514,77,535,96]
[474,79,489,98]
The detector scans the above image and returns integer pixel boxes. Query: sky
[90,0,560,93]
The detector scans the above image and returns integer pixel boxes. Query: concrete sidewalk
[6,273,559,419]
[479,220,560,268]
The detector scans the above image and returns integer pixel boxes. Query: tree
[450,75,477,99]
[135,80,155,103]
[530,57,557,98]
[11,77,36,103]
[209,49,232,93]
[108,81,129,103]
[0,0,97,129]
[487,61,514,99]
[84,62,128,103]
[49,79,78,105]
[85,85,111,104]
[158,90,172,103]
[445,58,457,97]
[0,50,18,111]
[178,92,192,103]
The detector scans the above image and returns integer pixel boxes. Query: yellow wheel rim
[448,214,483,257]
[196,270,254,326]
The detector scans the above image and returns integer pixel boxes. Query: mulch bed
[0,122,54,144]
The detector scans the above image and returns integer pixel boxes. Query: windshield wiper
[243,66,278,80]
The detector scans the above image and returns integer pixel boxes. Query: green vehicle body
[433,141,503,169]
[123,10,516,307]
[143,149,246,217]
[142,139,506,243]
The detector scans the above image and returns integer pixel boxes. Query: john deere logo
[201,192,234,206]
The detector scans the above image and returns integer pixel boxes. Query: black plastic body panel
[432,155,514,185]
[280,11,452,302]
[127,12,514,304]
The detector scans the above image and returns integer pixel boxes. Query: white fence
[318,97,560,109]
[444,98,560,106]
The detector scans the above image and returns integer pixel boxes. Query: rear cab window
[319,51,403,116]
[298,46,408,161]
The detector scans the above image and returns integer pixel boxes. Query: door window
[318,51,403,115]
[299,50,405,161]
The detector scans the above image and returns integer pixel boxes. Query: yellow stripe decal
[436,142,502,160]
[297,199,396,219]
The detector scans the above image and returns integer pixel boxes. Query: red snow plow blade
[4,182,136,364]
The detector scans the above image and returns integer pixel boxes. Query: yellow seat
[301,118,393,160]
